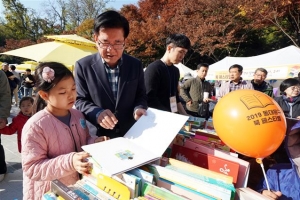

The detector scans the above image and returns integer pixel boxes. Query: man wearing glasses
[251,68,273,97]
[75,10,147,139]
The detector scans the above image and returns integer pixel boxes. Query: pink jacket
[21,108,95,200]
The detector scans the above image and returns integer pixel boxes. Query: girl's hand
[94,136,110,143]
[262,190,282,199]
[72,152,91,175]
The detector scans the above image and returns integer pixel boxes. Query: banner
[206,64,300,80]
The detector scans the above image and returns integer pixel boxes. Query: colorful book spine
[147,164,233,200]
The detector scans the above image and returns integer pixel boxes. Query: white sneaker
[0,174,4,182]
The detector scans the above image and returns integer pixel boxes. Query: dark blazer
[75,53,147,138]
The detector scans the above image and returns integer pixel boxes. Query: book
[167,158,233,184]
[165,165,235,196]
[183,139,250,188]
[76,179,118,200]
[171,144,240,184]
[146,164,234,200]
[157,178,219,200]
[113,173,137,198]
[50,179,82,200]
[82,108,189,177]
[142,182,188,200]
[128,168,154,196]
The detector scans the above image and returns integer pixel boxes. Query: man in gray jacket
[180,63,213,117]
[0,69,11,182]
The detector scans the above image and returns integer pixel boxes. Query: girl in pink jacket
[21,62,106,200]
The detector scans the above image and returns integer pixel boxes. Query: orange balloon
[213,89,286,158]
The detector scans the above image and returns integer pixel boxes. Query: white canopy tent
[207,45,300,80]
[174,63,197,78]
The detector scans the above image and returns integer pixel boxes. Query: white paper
[82,108,189,177]
[124,108,189,156]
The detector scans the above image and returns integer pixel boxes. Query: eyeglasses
[289,86,300,91]
[255,74,266,78]
[97,40,125,50]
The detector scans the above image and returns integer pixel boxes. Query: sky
[0,0,138,14]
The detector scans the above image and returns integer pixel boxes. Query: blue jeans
[24,87,33,97]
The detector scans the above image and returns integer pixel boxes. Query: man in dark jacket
[180,63,213,117]
[22,69,35,97]
[0,70,11,182]
[251,68,273,97]
[75,10,147,138]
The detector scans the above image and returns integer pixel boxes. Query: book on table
[82,108,189,177]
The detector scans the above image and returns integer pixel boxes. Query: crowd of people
[0,10,299,200]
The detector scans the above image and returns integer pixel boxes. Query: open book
[82,108,189,177]
[240,93,274,110]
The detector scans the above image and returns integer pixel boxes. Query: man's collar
[230,78,242,84]
[101,57,123,69]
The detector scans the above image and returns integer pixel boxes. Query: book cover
[173,143,239,180]
[128,168,154,195]
[113,173,137,198]
[167,158,233,184]
[76,179,117,200]
[183,139,250,188]
[125,172,142,197]
[157,177,220,200]
[165,164,235,193]
[146,164,233,200]
[142,182,188,200]
[82,108,188,177]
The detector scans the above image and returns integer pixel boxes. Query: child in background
[0,96,33,153]
[21,62,106,200]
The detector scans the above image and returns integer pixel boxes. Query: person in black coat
[274,78,300,119]
[272,78,300,164]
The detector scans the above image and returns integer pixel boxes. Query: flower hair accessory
[42,66,55,83]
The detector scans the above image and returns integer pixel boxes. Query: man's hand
[134,108,147,120]
[97,109,118,129]
[262,190,282,199]
[0,118,7,129]
[186,100,192,106]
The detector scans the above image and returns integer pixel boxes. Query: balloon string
[260,162,270,191]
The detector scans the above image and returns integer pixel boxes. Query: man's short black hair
[197,63,209,70]
[94,10,129,38]
[25,68,31,72]
[166,34,191,50]
[229,64,243,72]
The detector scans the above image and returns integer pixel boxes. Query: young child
[0,96,33,153]
[21,62,105,199]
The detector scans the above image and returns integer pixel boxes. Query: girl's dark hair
[32,62,74,114]
[280,78,300,95]
[19,97,34,108]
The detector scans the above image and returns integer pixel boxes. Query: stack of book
[43,108,269,200]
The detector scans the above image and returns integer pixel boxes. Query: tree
[121,0,256,67]
[244,0,300,47]
[43,0,112,30]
